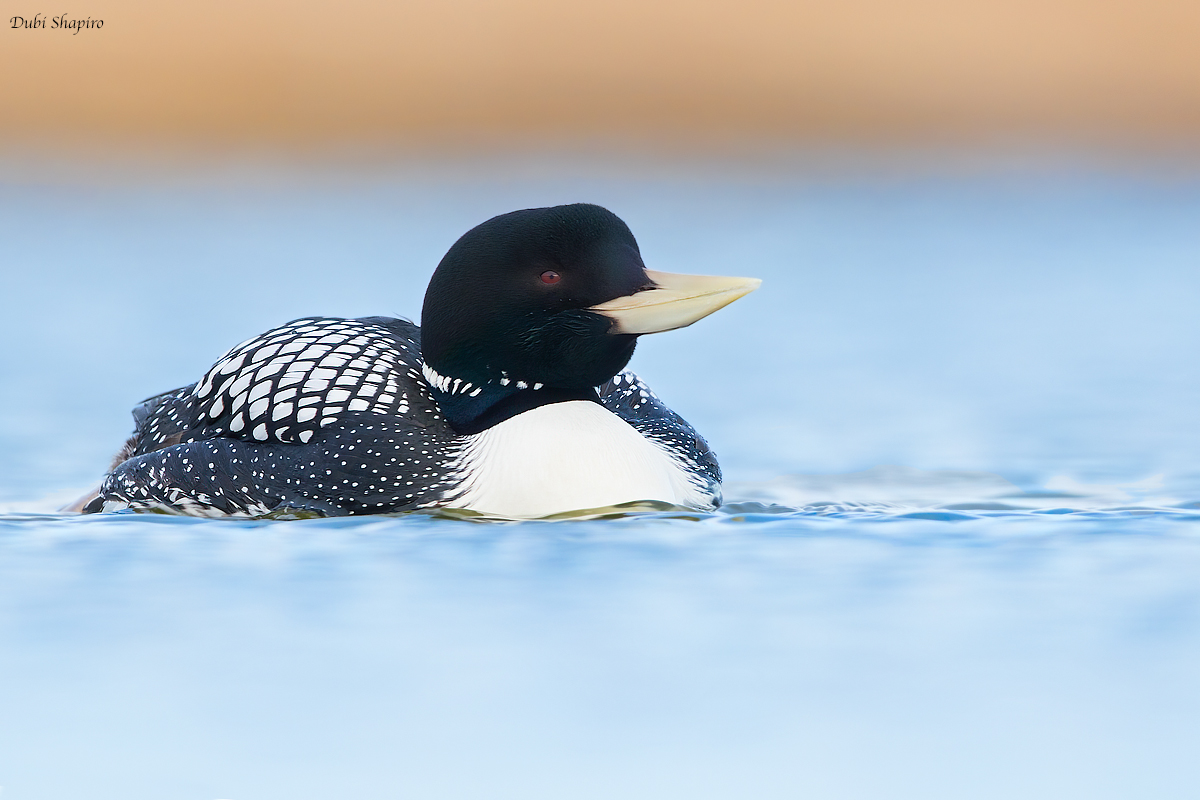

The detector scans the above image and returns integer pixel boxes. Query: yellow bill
[588,269,762,334]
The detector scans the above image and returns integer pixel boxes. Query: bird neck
[422,362,599,435]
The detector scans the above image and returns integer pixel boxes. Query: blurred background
[4,4,1200,800]
[4,0,1200,158]
[4,0,1199,494]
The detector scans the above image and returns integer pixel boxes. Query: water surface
[2,157,1199,798]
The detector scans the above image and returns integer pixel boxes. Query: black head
[421,203,652,433]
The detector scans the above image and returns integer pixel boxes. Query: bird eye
[540,270,562,284]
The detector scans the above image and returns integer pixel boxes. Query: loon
[77,204,760,519]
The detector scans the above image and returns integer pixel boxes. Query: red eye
[540,270,562,284]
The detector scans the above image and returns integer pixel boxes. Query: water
[2,155,1200,798]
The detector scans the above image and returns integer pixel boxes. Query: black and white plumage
[84,204,758,519]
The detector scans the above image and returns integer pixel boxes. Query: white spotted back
[192,317,428,444]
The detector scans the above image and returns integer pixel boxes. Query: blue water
[2,155,1200,798]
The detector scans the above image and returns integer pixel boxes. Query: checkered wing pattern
[192,317,428,445]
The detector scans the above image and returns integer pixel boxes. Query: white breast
[450,401,707,518]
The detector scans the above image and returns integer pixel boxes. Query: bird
[75,203,760,519]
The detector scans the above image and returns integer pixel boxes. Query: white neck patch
[450,401,708,518]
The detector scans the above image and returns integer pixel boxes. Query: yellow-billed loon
[78,203,760,518]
